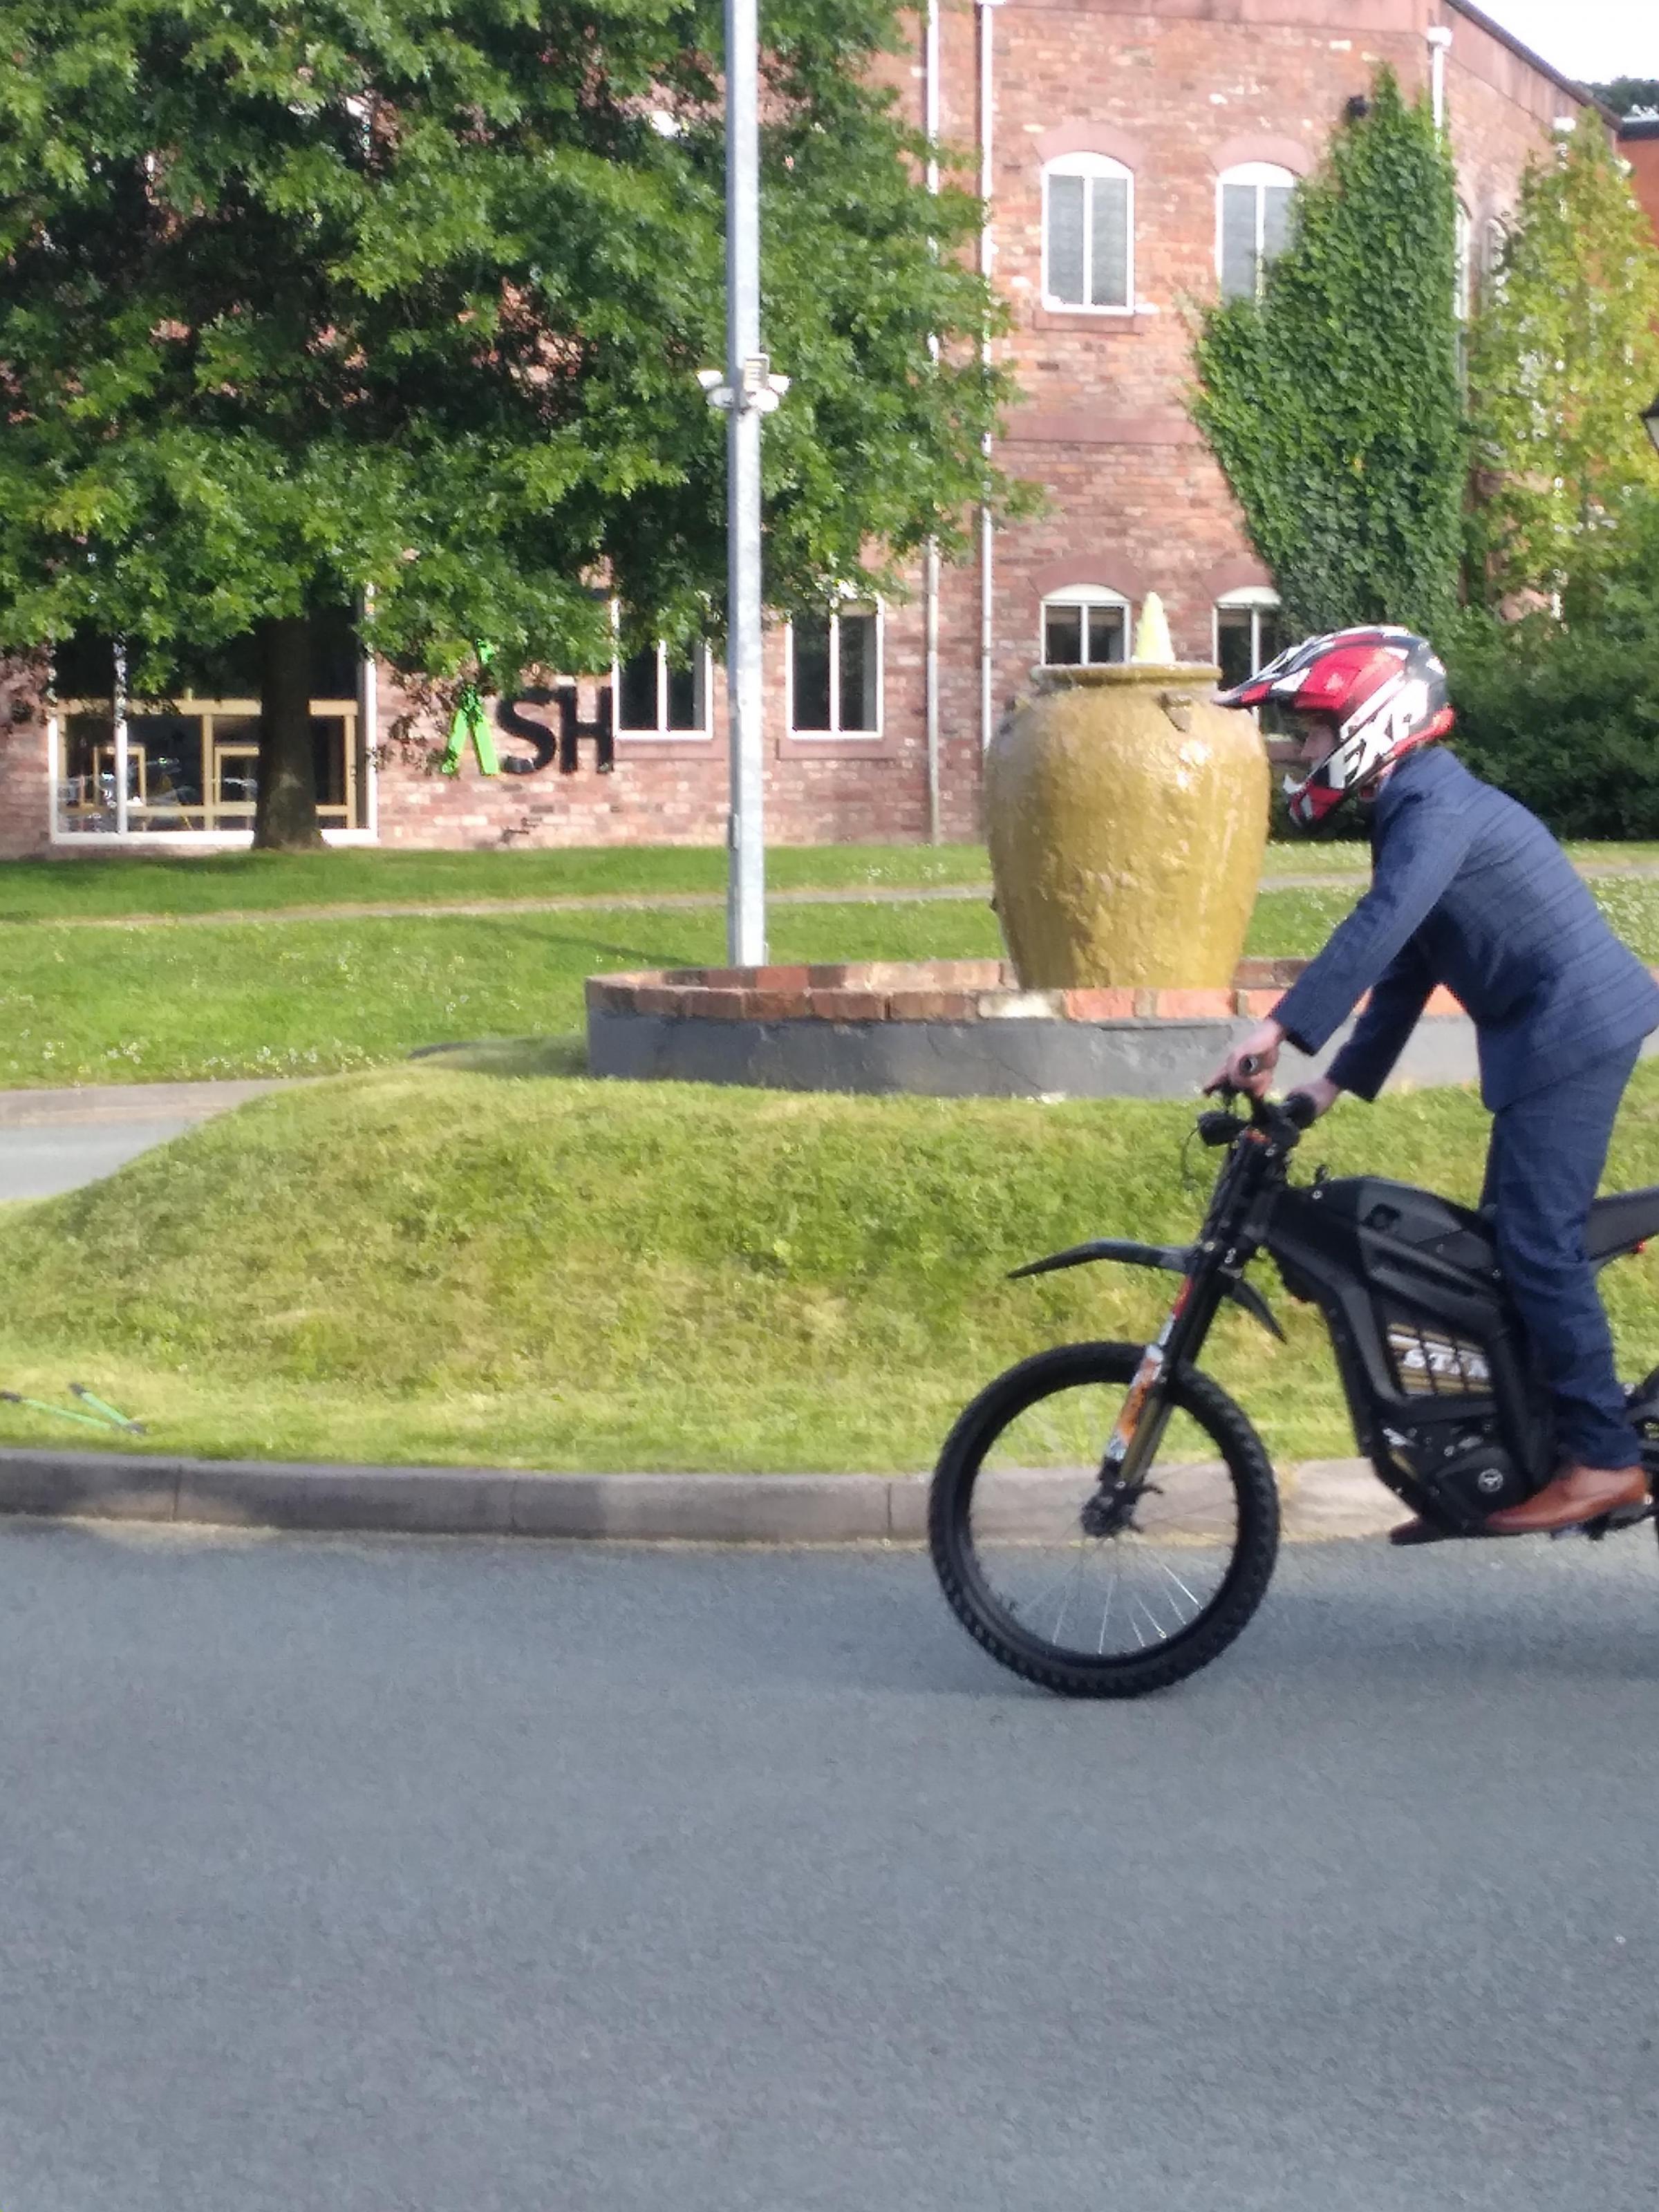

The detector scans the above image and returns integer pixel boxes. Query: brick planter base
[582,957,1556,1101]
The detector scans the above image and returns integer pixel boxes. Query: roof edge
[1442,0,1613,124]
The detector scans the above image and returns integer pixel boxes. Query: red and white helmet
[1216,625,1455,827]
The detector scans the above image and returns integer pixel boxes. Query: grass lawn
[0,843,994,922]
[3,1056,1659,1474]
[8,878,1659,1089]
[4,836,1658,924]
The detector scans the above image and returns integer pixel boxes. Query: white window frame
[1215,162,1296,302]
[1039,583,1132,668]
[786,603,884,739]
[46,652,377,847]
[1041,153,1134,315]
[610,623,713,740]
[1213,585,1283,686]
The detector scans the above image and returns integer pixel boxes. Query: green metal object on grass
[1,1386,144,1435]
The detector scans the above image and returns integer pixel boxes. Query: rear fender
[1009,1237,1286,1341]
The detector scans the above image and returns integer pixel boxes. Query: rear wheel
[929,1341,1279,1698]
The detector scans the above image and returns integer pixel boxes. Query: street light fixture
[1644,388,1659,461]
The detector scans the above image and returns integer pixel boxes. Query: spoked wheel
[929,1341,1280,1698]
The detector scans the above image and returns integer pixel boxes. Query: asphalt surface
[0,1080,291,1200]
[0,1117,197,1199]
[1,1526,1657,2211]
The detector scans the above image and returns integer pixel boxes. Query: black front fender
[1009,1237,1285,1341]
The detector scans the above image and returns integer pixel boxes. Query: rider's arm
[1322,937,1434,1102]
[1268,787,1471,1062]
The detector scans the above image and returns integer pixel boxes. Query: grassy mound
[5,1058,1659,1472]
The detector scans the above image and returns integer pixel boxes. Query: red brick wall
[0,0,1588,859]
[1622,129,1659,254]
[0,676,51,861]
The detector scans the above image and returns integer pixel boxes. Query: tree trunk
[252,615,324,851]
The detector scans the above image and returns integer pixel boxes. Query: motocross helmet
[1215,625,1455,828]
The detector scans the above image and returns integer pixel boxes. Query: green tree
[1465,124,1659,620]
[0,0,1013,846]
[1190,70,1465,641]
[1586,79,1659,120]
[1447,491,1659,834]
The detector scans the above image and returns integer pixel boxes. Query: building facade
[0,0,1602,860]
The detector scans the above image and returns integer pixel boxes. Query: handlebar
[1199,1071,1318,1147]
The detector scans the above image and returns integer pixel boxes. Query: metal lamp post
[1644,388,1659,460]
[700,0,787,968]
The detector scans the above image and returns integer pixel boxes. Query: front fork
[1082,1238,1243,1533]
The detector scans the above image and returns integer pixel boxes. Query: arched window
[1041,584,1130,668]
[1042,154,1133,312]
[1214,585,1284,691]
[1217,163,1295,301]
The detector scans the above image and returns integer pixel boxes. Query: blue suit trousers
[1479,1043,1643,1470]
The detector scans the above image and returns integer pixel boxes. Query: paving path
[0,1080,292,1200]
[0,1525,1655,2212]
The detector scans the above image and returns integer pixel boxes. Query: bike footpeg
[1551,1503,1654,1542]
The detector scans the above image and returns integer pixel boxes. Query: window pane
[664,655,701,731]
[129,711,206,831]
[1217,608,1255,690]
[1262,185,1293,270]
[836,615,879,733]
[1085,606,1126,665]
[60,712,115,832]
[311,716,348,809]
[1089,176,1130,308]
[1047,174,1086,305]
[1257,610,1288,669]
[1220,182,1258,301]
[1042,604,1083,665]
[792,616,832,731]
[617,648,659,732]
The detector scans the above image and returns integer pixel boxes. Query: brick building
[0,0,1600,861]
[1622,111,1659,252]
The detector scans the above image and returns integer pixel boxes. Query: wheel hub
[1080,1479,1147,1539]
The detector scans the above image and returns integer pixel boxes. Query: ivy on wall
[1190,71,1465,644]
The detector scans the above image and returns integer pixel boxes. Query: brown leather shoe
[1483,1463,1649,1535]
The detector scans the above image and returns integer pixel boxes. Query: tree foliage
[1586,80,1659,120]
[0,0,1015,843]
[1465,122,1659,620]
[1190,71,1465,642]
[1447,494,1659,835]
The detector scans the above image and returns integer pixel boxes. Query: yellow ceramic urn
[985,612,1270,991]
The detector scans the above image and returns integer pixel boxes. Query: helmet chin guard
[1217,625,1454,828]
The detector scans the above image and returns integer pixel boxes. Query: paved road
[0,1080,291,1200]
[1,1527,1656,2211]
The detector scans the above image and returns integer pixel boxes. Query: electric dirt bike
[928,1083,1659,1698]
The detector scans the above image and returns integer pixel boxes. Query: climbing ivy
[1190,71,1464,642]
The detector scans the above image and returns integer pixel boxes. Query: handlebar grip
[1282,1090,1318,1130]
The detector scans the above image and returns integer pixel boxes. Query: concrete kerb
[0,1449,1402,1541]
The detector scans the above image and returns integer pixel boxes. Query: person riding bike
[1206,624,1659,1539]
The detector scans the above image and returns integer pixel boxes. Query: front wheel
[929,1342,1280,1698]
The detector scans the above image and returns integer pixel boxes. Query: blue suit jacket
[1272,746,1659,1111]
